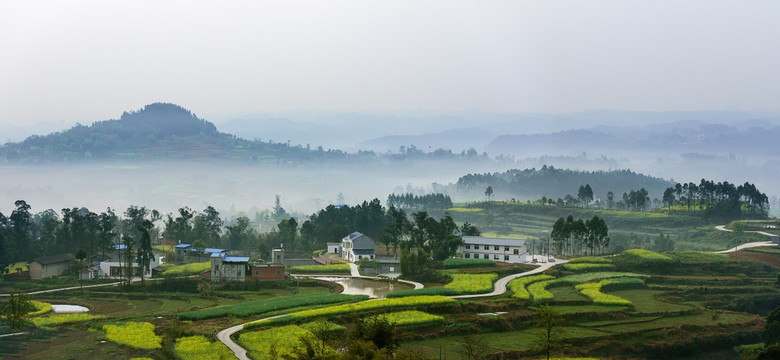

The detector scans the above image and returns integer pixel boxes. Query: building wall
[211,257,247,282]
[248,265,285,281]
[327,244,341,254]
[29,262,43,280]
[29,261,70,280]
[461,242,528,263]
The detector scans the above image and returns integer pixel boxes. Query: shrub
[444,273,498,294]
[174,335,234,360]
[287,264,351,274]
[161,262,211,277]
[103,322,162,349]
[370,310,443,327]
[507,274,555,300]
[442,258,495,269]
[32,313,105,327]
[386,287,456,298]
[178,293,367,320]
[27,301,52,316]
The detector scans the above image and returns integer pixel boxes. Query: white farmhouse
[460,236,528,263]
[341,232,376,262]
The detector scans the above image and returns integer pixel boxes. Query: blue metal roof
[353,249,375,255]
[115,244,127,250]
[175,244,192,249]
[223,256,250,263]
[211,252,222,258]
[348,232,363,240]
[204,248,228,254]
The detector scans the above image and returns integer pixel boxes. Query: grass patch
[161,262,210,277]
[386,287,456,298]
[448,207,483,212]
[31,313,106,328]
[569,256,612,264]
[371,310,444,327]
[507,274,555,300]
[28,301,53,316]
[443,258,495,269]
[443,273,498,294]
[178,293,367,320]
[562,263,616,272]
[239,325,338,360]
[287,264,351,274]
[575,277,645,306]
[174,336,234,360]
[246,296,455,328]
[103,322,162,350]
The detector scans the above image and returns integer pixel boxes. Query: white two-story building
[460,236,528,263]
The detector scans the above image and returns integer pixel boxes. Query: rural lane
[713,224,778,253]
[449,259,567,299]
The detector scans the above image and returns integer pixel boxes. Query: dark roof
[31,253,75,265]
[462,236,526,247]
[346,232,375,250]
[353,249,376,255]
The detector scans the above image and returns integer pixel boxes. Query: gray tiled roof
[462,236,526,247]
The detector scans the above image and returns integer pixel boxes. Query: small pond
[311,277,411,298]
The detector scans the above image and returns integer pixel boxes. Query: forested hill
[452,166,674,202]
[0,103,351,163]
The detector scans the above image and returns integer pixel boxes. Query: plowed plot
[731,250,780,268]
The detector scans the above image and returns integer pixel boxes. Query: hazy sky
[2,0,779,126]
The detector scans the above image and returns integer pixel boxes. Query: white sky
[1,0,779,125]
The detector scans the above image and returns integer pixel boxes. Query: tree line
[550,215,610,256]
[662,179,769,218]
[386,193,453,212]
[455,165,672,203]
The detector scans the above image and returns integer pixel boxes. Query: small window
[255,270,260,276]
[484,245,489,250]
[505,246,509,251]
[483,254,489,259]
[493,255,499,260]
[494,245,499,251]
[236,270,241,277]
[465,244,470,249]
[214,265,219,271]
[465,253,470,258]
[277,270,282,275]
[504,255,509,261]
[513,249,519,255]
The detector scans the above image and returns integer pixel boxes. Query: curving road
[713,225,778,253]
[449,259,567,299]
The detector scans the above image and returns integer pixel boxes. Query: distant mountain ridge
[0,103,349,163]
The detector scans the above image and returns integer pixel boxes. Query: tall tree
[121,235,135,286]
[484,186,494,201]
[135,220,155,287]
[533,304,565,360]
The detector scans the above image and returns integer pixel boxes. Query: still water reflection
[311,277,412,298]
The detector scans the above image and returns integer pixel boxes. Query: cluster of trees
[550,215,610,256]
[0,201,159,272]
[455,166,671,203]
[386,193,453,211]
[661,179,769,217]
